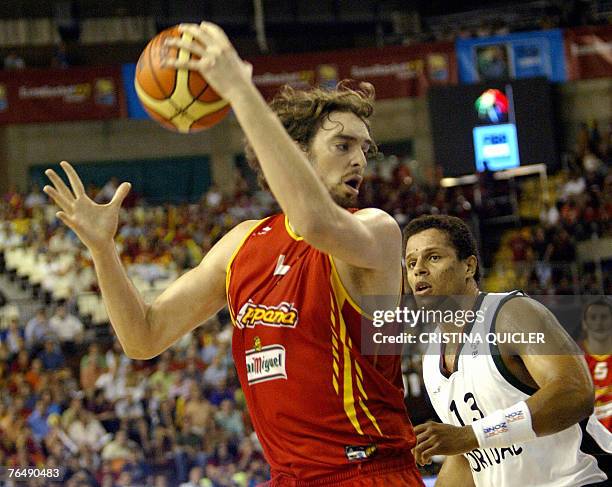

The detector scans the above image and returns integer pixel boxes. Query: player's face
[307,111,372,208]
[583,304,612,339]
[405,228,474,304]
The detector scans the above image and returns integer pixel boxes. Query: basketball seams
[168,32,211,124]
[147,29,185,118]
[136,26,230,132]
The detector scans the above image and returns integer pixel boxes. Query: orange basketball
[134,26,231,133]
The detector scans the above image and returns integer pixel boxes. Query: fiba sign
[473,123,520,172]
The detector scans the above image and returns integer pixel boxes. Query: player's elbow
[577,386,595,419]
[120,340,159,361]
[116,310,163,360]
[566,379,595,422]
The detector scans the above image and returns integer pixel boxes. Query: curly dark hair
[403,215,481,282]
[244,80,378,190]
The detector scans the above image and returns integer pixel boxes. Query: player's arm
[124,220,255,359]
[44,161,254,359]
[496,297,595,436]
[163,23,398,270]
[435,455,475,487]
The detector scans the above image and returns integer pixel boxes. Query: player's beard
[330,185,358,209]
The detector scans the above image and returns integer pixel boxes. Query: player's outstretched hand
[161,22,253,103]
[413,421,479,465]
[43,161,131,253]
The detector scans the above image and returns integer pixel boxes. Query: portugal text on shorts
[372,332,546,345]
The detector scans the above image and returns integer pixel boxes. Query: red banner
[565,25,612,80]
[247,42,457,100]
[0,66,125,124]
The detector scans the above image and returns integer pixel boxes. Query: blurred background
[0,1,610,486]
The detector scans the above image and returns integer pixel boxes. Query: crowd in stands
[0,310,268,486]
[504,120,611,295]
[0,118,609,484]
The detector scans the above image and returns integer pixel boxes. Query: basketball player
[43,22,423,486]
[581,298,612,476]
[402,215,608,486]
[582,298,612,432]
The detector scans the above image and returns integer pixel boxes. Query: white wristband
[471,401,537,449]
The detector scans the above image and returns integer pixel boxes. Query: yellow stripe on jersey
[358,398,383,436]
[225,218,271,326]
[284,215,304,241]
[328,255,373,320]
[339,308,363,435]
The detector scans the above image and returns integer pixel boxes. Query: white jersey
[422,291,608,487]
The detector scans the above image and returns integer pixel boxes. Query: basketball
[134,26,231,133]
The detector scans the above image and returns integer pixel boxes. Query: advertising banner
[122,42,458,121]
[0,66,125,124]
[565,25,612,80]
[456,29,567,83]
[248,42,457,100]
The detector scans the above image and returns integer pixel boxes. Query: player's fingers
[179,23,215,49]
[420,443,439,463]
[414,449,428,466]
[415,426,434,444]
[56,211,76,230]
[199,21,231,46]
[109,182,131,208]
[60,161,85,197]
[244,61,253,78]
[164,58,214,72]
[414,434,436,456]
[45,169,75,201]
[413,423,428,435]
[163,37,207,58]
[43,185,72,212]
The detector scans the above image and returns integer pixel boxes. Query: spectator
[49,303,84,349]
[67,409,110,454]
[24,357,44,391]
[148,356,175,400]
[25,308,52,350]
[183,383,213,435]
[27,399,52,442]
[23,184,46,210]
[105,337,131,377]
[61,396,83,430]
[202,353,228,388]
[179,466,204,487]
[48,226,75,254]
[101,429,136,467]
[80,343,107,390]
[560,167,586,201]
[215,399,244,438]
[1,316,24,355]
[38,338,66,371]
[173,416,205,484]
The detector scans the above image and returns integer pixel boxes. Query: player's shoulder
[353,207,400,232]
[496,294,551,332]
[222,219,264,249]
[204,219,264,269]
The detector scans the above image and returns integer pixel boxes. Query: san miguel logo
[245,344,287,385]
[236,300,299,329]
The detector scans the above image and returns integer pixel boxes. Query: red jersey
[583,345,612,432]
[227,214,417,482]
